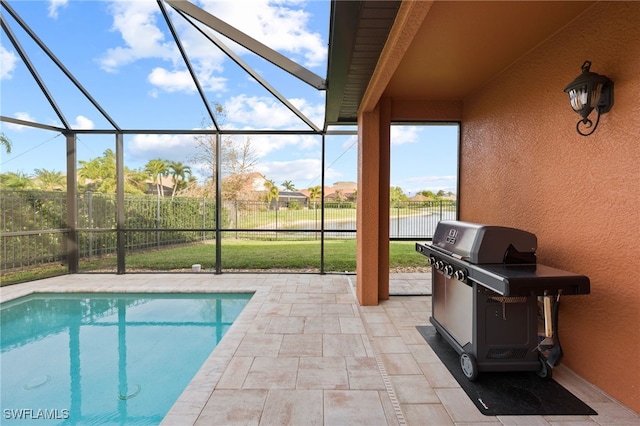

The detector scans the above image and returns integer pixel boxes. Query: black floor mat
[416,325,597,416]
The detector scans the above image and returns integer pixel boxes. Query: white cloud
[223,94,322,129]
[127,133,198,162]
[99,1,178,73]
[241,133,319,158]
[98,0,326,96]
[148,68,198,93]
[48,0,68,19]
[0,45,18,80]
[3,112,37,131]
[72,115,94,130]
[390,126,420,145]
[256,158,340,188]
[147,63,229,94]
[199,0,327,68]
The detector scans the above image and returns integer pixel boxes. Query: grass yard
[1,240,430,285]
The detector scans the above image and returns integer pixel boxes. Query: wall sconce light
[563,61,614,136]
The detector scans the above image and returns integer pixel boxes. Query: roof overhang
[325,0,596,127]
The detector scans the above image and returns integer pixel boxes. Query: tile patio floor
[1,273,638,425]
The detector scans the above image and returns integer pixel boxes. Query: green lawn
[1,240,430,285]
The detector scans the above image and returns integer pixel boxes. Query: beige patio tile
[552,367,613,404]
[382,306,412,318]
[195,389,267,425]
[5,274,637,426]
[279,292,336,304]
[303,316,341,334]
[397,327,429,345]
[290,303,322,316]
[260,389,324,425]
[418,362,459,388]
[322,303,357,316]
[338,317,366,334]
[265,316,305,334]
[390,374,440,404]
[335,292,357,303]
[323,334,368,357]
[243,356,299,389]
[361,312,392,324]
[367,322,402,337]
[345,357,386,390]
[235,333,283,357]
[296,357,349,390]
[372,336,409,353]
[496,415,556,425]
[401,403,456,426]
[583,401,640,424]
[279,334,323,357]
[258,302,292,317]
[245,316,272,333]
[324,390,389,426]
[216,356,254,389]
[436,387,493,423]
[407,343,440,364]
[378,353,422,375]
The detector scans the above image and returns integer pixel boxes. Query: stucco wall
[460,2,639,412]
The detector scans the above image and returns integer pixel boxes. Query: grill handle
[503,244,537,264]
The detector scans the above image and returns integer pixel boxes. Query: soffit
[325,0,401,126]
[325,1,595,126]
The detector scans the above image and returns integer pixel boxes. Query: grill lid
[431,221,537,264]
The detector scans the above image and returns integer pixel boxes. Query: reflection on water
[1,293,251,425]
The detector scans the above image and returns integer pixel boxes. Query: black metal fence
[1,190,456,276]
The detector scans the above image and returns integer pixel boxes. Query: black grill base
[431,272,542,376]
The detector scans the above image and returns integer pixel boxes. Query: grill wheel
[460,352,479,381]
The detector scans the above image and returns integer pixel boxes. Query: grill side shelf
[415,243,590,297]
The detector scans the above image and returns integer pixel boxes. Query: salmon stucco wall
[460,2,640,412]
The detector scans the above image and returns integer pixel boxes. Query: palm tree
[145,158,169,197]
[308,185,321,209]
[263,179,280,210]
[0,171,33,190]
[281,180,296,191]
[78,149,148,194]
[34,168,65,191]
[168,161,192,198]
[124,168,149,194]
[78,149,116,192]
[1,133,11,153]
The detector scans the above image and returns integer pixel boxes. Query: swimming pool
[1,292,252,425]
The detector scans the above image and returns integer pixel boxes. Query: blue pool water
[1,292,251,425]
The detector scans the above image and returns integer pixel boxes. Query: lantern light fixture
[563,61,614,136]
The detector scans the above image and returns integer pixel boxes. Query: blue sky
[1,0,458,195]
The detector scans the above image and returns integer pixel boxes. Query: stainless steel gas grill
[415,221,590,380]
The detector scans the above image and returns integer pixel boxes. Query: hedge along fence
[1,191,220,271]
[1,190,456,273]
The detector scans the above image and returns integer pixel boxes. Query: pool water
[1,292,251,425]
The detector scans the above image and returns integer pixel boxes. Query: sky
[0,0,458,195]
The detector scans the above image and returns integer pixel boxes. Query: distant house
[299,183,356,203]
[146,176,175,197]
[409,194,434,202]
[278,191,307,208]
[221,172,268,202]
[329,181,356,202]
[298,186,335,201]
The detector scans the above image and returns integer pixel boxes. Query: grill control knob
[443,264,454,276]
[435,260,445,270]
[453,269,467,281]
[429,256,437,266]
